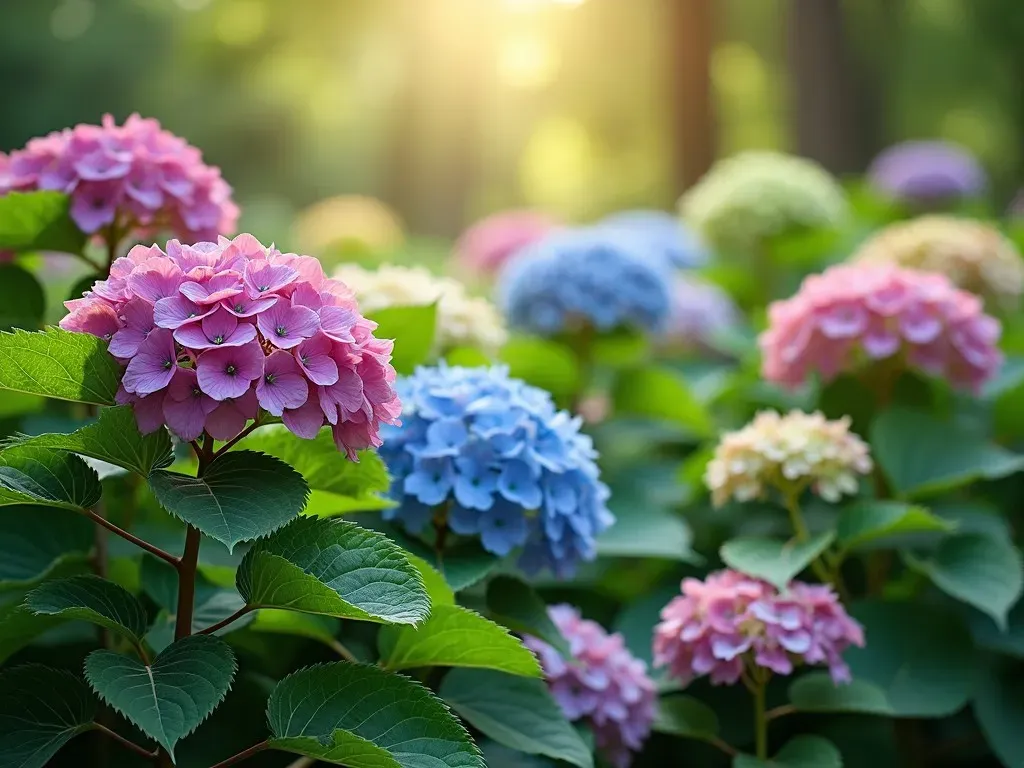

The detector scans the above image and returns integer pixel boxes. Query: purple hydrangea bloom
[497,228,672,336]
[60,233,401,457]
[867,140,987,204]
[524,605,657,768]
[379,364,614,577]
[653,570,865,687]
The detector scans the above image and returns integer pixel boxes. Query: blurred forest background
[2,0,1022,244]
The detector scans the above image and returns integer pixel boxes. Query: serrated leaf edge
[83,636,237,758]
[266,661,484,764]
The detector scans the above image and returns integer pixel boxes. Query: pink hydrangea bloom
[60,233,401,457]
[760,263,1002,392]
[523,605,656,768]
[653,570,864,688]
[454,209,560,276]
[0,114,238,243]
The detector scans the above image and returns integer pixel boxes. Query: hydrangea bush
[1,124,1023,768]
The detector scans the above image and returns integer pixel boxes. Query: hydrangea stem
[783,492,838,588]
[753,671,768,760]
[176,437,213,642]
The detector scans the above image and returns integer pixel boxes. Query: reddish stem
[207,741,270,768]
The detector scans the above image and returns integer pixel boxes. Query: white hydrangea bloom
[335,264,508,354]
[851,215,1023,311]
[705,410,872,506]
[679,151,847,255]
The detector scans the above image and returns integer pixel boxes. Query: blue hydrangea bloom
[379,364,614,577]
[497,227,672,336]
[597,209,708,270]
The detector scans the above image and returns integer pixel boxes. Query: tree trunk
[666,0,717,192]
[786,0,865,173]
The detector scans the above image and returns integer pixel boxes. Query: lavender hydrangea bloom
[379,364,614,577]
[867,141,987,204]
[523,605,657,768]
[597,209,708,269]
[661,274,739,350]
[497,228,672,336]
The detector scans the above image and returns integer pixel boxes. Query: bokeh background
[4,0,1022,247]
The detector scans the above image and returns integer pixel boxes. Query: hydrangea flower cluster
[596,209,708,269]
[867,141,987,204]
[661,274,739,351]
[335,264,507,354]
[679,151,847,254]
[760,263,1003,392]
[0,113,238,242]
[704,410,872,506]
[497,228,672,335]
[60,233,401,457]
[378,364,614,577]
[523,605,656,768]
[455,209,560,277]
[852,216,1024,311]
[653,570,865,687]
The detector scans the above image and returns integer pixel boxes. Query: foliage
[0,115,1022,768]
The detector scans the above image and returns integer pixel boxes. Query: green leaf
[148,450,309,551]
[380,604,542,677]
[0,191,86,254]
[871,407,1024,497]
[788,676,894,716]
[611,366,713,437]
[836,500,954,552]
[486,575,570,657]
[499,336,580,400]
[84,634,236,760]
[974,660,1024,768]
[907,532,1024,630]
[0,506,92,587]
[367,303,438,374]
[440,668,593,768]
[266,661,484,768]
[719,533,835,590]
[653,695,720,742]
[25,575,149,647]
[236,517,429,625]
[0,327,121,406]
[438,544,501,591]
[396,533,500,592]
[0,265,45,331]
[0,664,96,768]
[789,602,979,717]
[597,507,699,562]
[236,426,390,512]
[5,405,173,477]
[406,553,455,606]
[0,445,101,512]
[249,610,342,648]
[733,735,842,767]
[0,593,70,664]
